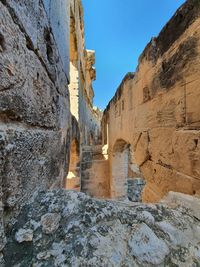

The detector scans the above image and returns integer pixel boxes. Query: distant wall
[79,92,102,145]
[103,0,200,202]
[0,0,71,252]
[69,0,102,146]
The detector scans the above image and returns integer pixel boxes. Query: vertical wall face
[69,63,79,120]
[111,140,129,199]
[69,0,102,147]
[43,0,70,81]
[103,1,200,202]
[81,145,110,198]
[0,0,71,251]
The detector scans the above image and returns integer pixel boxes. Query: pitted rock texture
[0,0,70,236]
[102,0,200,202]
[3,190,200,267]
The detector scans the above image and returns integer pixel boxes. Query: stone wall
[0,0,71,253]
[43,0,70,81]
[102,0,200,202]
[69,0,102,146]
[65,0,102,191]
[81,145,110,198]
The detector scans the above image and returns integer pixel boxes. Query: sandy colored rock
[102,0,200,202]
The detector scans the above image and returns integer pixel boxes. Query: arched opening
[111,139,145,201]
[65,138,80,191]
[111,139,130,199]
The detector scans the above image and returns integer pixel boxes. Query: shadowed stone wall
[68,0,102,147]
[0,0,71,254]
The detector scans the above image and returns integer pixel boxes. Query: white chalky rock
[137,210,155,224]
[128,223,169,265]
[15,229,33,243]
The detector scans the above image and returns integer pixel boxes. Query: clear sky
[82,0,185,110]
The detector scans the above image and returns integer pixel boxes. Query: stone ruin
[0,0,200,266]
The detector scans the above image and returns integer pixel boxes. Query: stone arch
[111,139,145,201]
[65,138,80,191]
[111,139,130,199]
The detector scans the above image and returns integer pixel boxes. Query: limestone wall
[0,0,71,252]
[81,145,110,198]
[103,0,200,202]
[69,0,102,146]
[43,0,70,81]
[65,0,102,191]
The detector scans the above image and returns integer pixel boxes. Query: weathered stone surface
[81,145,110,198]
[161,191,200,220]
[127,178,145,202]
[42,0,70,80]
[0,0,71,252]
[3,190,200,266]
[0,201,6,253]
[128,223,169,265]
[0,1,69,128]
[102,1,200,202]
[134,131,149,166]
[15,228,33,243]
[0,123,69,224]
[41,213,61,234]
[68,0,101,147]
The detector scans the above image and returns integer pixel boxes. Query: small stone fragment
[41,213,61,234]
[37,251,51,260]
[15,229,33,243]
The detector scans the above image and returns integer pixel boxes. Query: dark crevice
[0,0,6,5]
[0,111,22,122]
[26,37,34,51]
[158,160,172,170]
[133,132,142,151]
[139,154,150,168]
[44,27,54,64]
[0,32,6,51]
[194,139,198,148]
[0,114,56,131]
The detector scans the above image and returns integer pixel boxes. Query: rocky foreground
[2,190,200,267]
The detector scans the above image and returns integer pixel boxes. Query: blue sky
[82,0,185,110]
